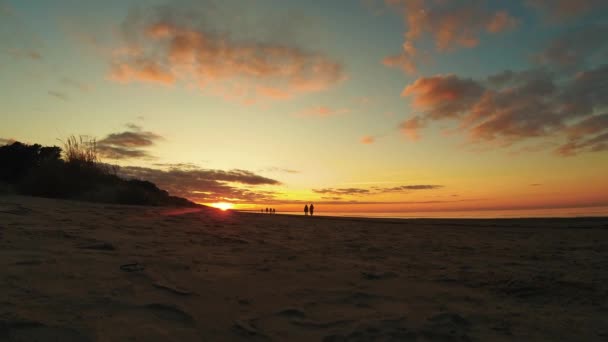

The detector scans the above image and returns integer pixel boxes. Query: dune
[1,195,607,341]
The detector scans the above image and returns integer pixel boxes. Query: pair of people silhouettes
[304,203,314,216]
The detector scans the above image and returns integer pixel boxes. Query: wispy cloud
[8,49,42,60]
[534,24,608,69]
[382,0,518,73]
[48,90,69,101]
[526,0,608,20]
[261,167,300,174]
[313,184,443,197]
[296,106,350,118]
[399,116,424,141]
[61,77,91,92]
[313,187,372,196]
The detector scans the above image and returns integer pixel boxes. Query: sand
[1,195,607,341]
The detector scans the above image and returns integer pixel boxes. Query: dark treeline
[0,139,196,207]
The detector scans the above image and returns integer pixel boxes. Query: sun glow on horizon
[210,202,234,211]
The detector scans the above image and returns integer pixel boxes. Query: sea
[241,206,608,219]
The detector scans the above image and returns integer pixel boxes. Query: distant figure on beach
[310,203,315,216]
[304,204,309,216]
[272,208,276,214]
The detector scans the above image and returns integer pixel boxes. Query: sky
[1,0,608,214]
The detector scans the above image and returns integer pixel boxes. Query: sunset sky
[1,0,607,214]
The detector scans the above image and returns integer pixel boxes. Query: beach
[1,195,608,341]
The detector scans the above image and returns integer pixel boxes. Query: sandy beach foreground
[1,195,607,341]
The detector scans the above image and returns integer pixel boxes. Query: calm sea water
[242,206,608,219]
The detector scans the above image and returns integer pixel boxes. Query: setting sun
[210,202,234,211]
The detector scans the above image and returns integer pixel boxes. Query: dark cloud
[48,90,68,101]
[97,124,162,160]
[118,165,281,203]
[383,185,444,191]
[400,63,608,155]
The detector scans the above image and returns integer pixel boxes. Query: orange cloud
[110,60,175,85]
[399,116,424,141]
[402,74,483,119]
[109,7,345,101]
[296,106,350,118]
[383,0,518,73]
[360,135,375,144]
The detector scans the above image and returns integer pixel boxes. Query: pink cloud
[296,106,350,118]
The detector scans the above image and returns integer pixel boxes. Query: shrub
[0,138,196,207]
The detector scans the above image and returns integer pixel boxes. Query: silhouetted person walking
[304,204,309,216]
[310,203,314,216]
